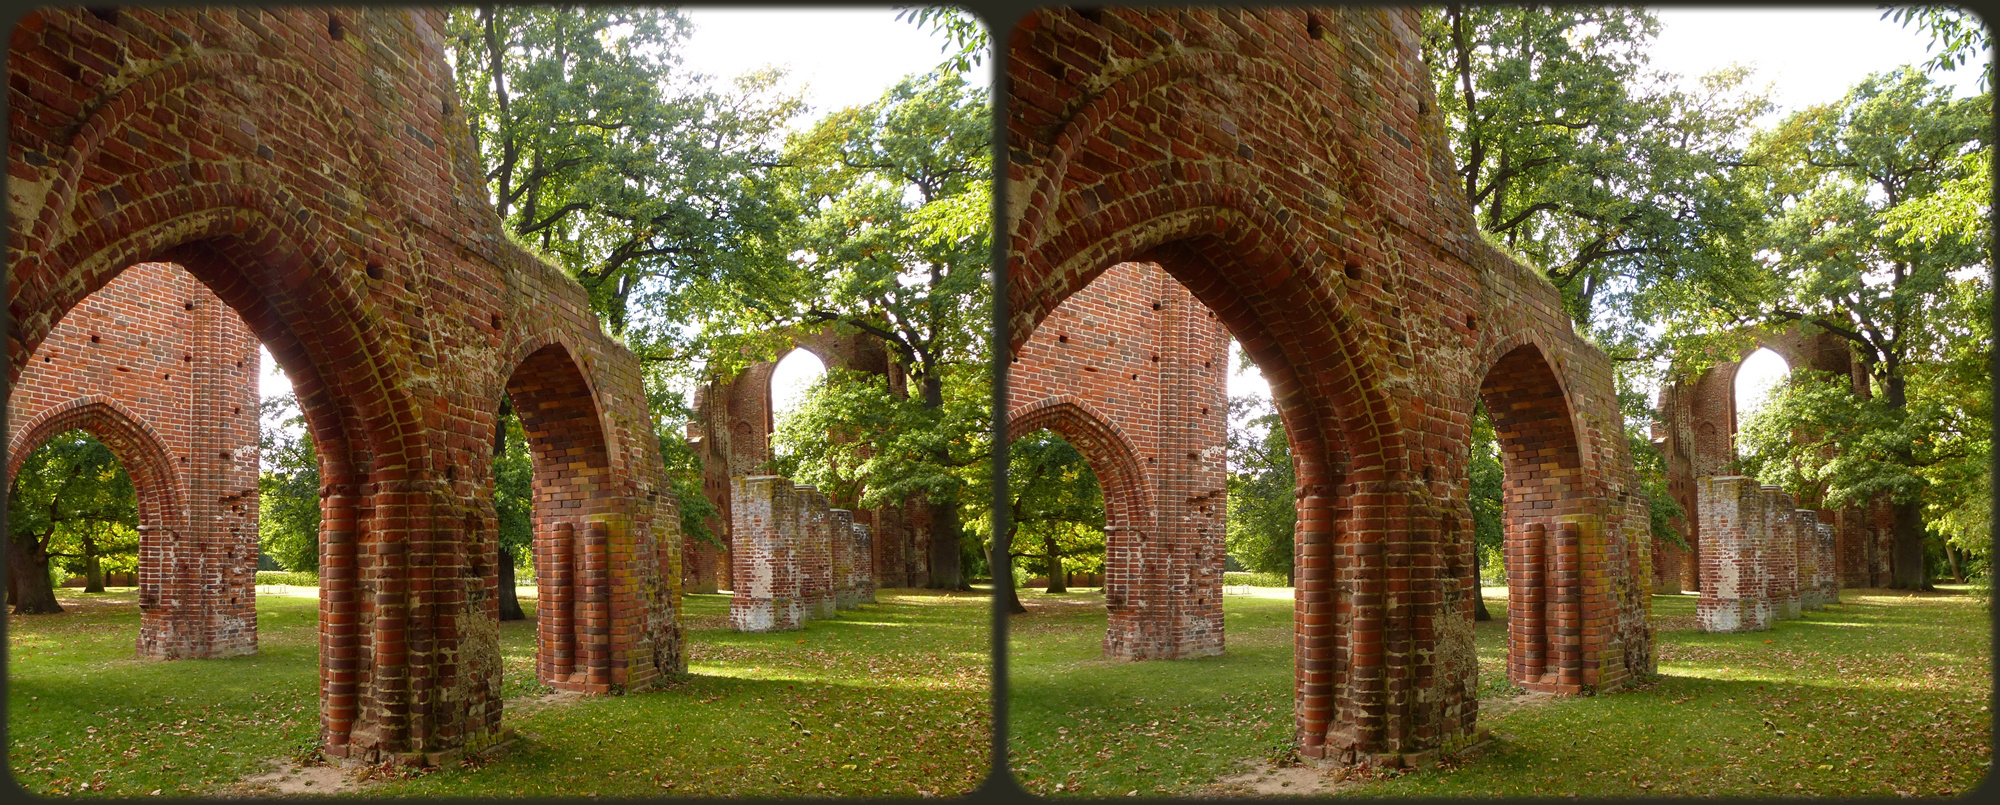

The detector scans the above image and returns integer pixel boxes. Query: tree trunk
[498,545,526,621]
[1043,535,1067,594]
[927,498,964,590]
[1944,541,1964,584]
[82,533,104,593]
[1471,542,1493,622]
[9,536,65,615]
[1888,499,1927,590]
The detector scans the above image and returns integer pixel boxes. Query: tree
[757,70,993,589]
[491,401,532,621]
[1884,5,1994,90]
[445,5,802,342]
[1226,396,1297,584]
[1468,404,1503,621]
[257,395,320,573]
[998,430,1106,613]
[1707,67,1991,589]
[7,431,138,614]
[1421,5,1773,345]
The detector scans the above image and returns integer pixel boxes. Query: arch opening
[498,343,618,695]
[1472,343,1588,694]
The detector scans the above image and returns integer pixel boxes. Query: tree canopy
[8,431,139,613]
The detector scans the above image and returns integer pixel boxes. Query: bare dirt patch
[224,760,371,797]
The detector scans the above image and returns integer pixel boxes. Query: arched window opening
[769,348,828,458]
[1734,347,1791,422]
[6,431,141,613]
[1001,428,1107,614]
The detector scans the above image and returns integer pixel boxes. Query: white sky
[260,7,975,413]
[1229,6,1988,420]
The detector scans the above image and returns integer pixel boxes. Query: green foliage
[1225,396,1296,580]
[1003,430,1106,579]
[1884,5,1994,89]
[254,570,321,587]
[492,411,533,562]
[772,364,989,513]
[8,431,140,588]
[444,5,803,343]
[1221,571,1290,588]
[257,395,320,573]
[1468,403,1505,566]
[1421,5,1773,343]
[896,6,990,76]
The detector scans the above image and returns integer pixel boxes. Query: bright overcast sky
[261,7,977,416]
[1231,6,1988,422]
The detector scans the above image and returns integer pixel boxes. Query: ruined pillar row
[1697,477,1772,632]
[1802,516,1841,609]
[827,509,858,611]
[730,476,803,632]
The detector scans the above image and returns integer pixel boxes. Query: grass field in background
[8,587,990,798]
[1008,585,1992,797]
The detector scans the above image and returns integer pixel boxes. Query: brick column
[854,522,876,604]
[730,476,803,632]
[796,486,836,619]
[581,521,612,692]
[1796,509,1825,610]
[1696,477,1770,632]
[1763,487,1800,620]
[828,509,857,610]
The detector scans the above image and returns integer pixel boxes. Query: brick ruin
[8,8,685,763]
[1009,8,1656,763]
[1652,329,1895,598]
[1694,477,1840,632]
[726,476,876,632]
[685,328,925,595]
[7,261,260,659]
[1007,260,1231,659]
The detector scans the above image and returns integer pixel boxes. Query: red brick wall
[1655,328,1895,590]
[9,8,684,764]
[1008,8,1654,764]
[1007,261,1231,660]
[688,327,923,592]
[8,262,260,659]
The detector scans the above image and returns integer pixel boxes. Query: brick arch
[1474,342,1589,693]
[1008,396,1170,653]
[7,396,185,536]
[1012,8,1655,763]
[503,342,618,692]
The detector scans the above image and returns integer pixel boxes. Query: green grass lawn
[8,587,990,797]
[1008,585,1992,797]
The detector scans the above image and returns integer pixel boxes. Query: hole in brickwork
[492,314,503,330]
[1147,456,1156,464]
[1466,313,1478,331]
[218,451,232,459]
[88,7,118,24]
[1344,262,1362,281]
[1306,14,1325,40]
[43,356,51,363]
[365,263,384,281]
[1152,301,1163,311]
[185,300,196,311]
[233,407,241,415]
[162,373,170,380]
[1151,354,1160,362]
[1203,360,1212,368]
[180,456,188,464]
[1200,406,1208,415]
[1130,373,1139,380]
[328,15,347,41]
[1057,334,1069,343]
[115,365,129,372]
[184,354,193,362]
[1077,8,1105,25]
[1084,366,1098,372]
[90,334,102,343]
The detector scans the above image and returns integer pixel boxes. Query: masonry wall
[1008,8,1655,763]
[1654,328,1895,590]
[8,8,684,764]
[7,261,261,659]
[727,475,867,633]
[1007,260,1232,660]
[687,327,913,592]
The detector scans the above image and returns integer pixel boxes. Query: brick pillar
[1796,509,1826,610]
[796,486,836,619]
[542,522,577,681]
[581,521,612,692]
[827,502,856,611]
[1814,520,1840,607]
[730,476,803,632]
[1696,477,1770,632]
[1652,541,1683,596]
[1553,521,1584,692]
[1761,487,1800,620]
[828,509,857,610]
[854,522,876,603]
[1510,523,1549,685]
[871,505,906,588]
